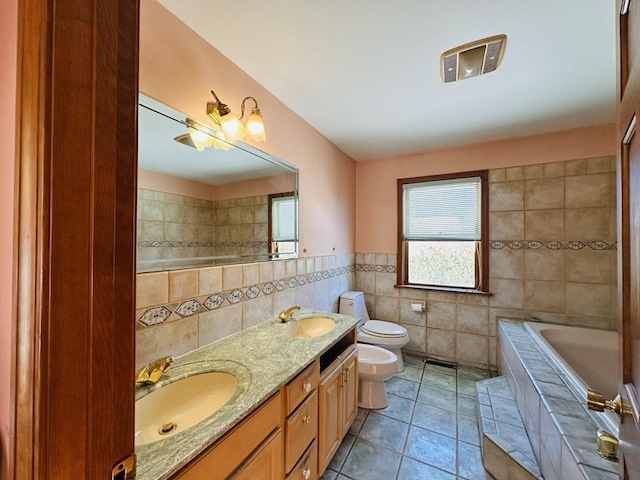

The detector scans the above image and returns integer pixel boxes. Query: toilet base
[358,378,389,409]
[387,347,405,372]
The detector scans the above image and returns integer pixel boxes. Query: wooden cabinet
[172,329,356,480]
[318,344,358,475]
[234,430,283,480]
[174,391,284,480]
[341,348,358,430]
[285,390,318,471]
[286,440,318,480]
[285,361,319,416]
[284,361,319,478]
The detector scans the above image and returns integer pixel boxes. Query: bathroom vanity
[134,310,358,480]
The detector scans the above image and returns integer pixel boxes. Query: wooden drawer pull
[302,415,311,424]
[303,382,312,393]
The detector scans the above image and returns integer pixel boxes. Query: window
[397,171,489,292]
[268,192,298,258]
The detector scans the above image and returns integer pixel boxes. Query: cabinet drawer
[285,390,318,472]
[285,361,319,415]
[285,440,317,480]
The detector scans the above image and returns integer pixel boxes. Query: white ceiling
[159,0,617,162]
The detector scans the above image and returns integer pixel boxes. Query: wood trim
[13,1,139,478]
[267,191,295,255]
[620,117,633,383]
[14,2,50,477]
[396,169,489,292]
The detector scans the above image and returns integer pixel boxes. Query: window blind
[402,176,482,241]
[272,196,298,242]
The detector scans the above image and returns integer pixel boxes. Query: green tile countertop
[134,310,358,480]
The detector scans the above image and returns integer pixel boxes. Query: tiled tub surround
[135,310,358,480]
[498,319,621,480]
[355,155,617,370]
[136,188,270,269]
[136,254,355,369]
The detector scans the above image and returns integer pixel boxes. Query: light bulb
[219,112,245,142]
[212,129,233,151]
[245,109,266,142]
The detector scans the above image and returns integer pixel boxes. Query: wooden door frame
[12,1,139,478]
[617,0,640,477]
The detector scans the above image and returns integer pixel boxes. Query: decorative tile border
[137,265,356,327]
[490,240,616,251]
[355,263,397,273]
[138,240,268,248]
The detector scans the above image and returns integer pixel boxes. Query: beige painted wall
[0,1,18,477]
[138,169,215,200]
[356,124,616,253]
[138,168,295,201]
[140,0,356,257]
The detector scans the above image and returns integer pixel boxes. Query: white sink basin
[135,371,238,446]
[288,317,336,339]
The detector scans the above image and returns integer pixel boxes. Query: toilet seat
[361,320,407,338]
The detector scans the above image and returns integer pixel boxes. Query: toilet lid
[361,320,407,337]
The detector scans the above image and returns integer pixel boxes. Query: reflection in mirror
[137,94,298,273]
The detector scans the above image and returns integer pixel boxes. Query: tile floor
[320,355,498,480]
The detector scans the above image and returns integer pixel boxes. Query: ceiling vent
[440,34,507,83]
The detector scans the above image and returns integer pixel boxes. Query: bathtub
[524,321,619,435]
[498,320,622,479]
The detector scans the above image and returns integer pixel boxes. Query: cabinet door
[175,392,282,479]
[341,349,358,435]
[318,363,342,474]
[234,430,284,480]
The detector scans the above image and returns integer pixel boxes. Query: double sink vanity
[134,310,359,480]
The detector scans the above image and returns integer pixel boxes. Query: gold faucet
[135,356,174,385]
[279,305,300,323]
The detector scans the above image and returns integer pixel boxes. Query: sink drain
[158,422,177,435]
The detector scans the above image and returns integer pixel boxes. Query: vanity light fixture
[440,34,507,83]
[174,117,233,151]
[207,89,266,144]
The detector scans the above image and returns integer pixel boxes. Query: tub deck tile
[498,320,623,480]
[533,379,578,401]
[540,394,591,420]
[476,376,542,480]
[564,435,622,476]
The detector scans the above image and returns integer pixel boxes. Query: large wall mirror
[137,94,298,273]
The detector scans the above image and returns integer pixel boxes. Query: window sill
[394,284,492,295]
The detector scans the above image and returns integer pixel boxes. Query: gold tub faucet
[135,356,174,385]
[279,305,300,323]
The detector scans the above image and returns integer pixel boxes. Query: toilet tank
[339,291,370,322]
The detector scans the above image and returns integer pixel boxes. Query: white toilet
[357,344,398,409]
[339,291,410,372]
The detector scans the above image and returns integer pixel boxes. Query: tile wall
[137,188,215,263]
[135,254,355,369]
[136,189,270,268]
[356,156,617,370]
[211,196,269,258]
